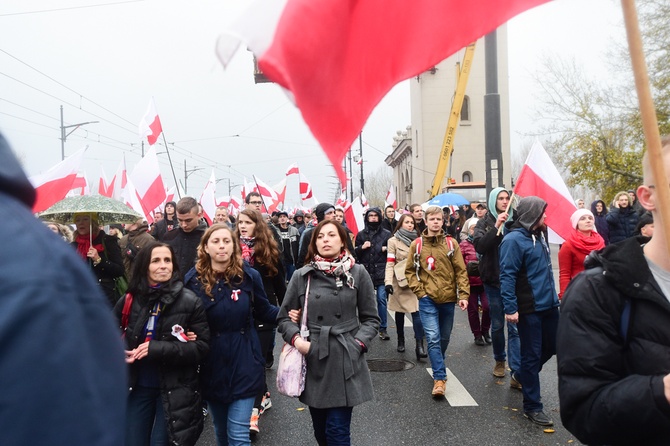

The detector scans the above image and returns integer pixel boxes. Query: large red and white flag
[165,186,176,205]
[120,176,147,220]
[271,178,287,212]
[253,175,279,211]
[200,171,217,225]
[217,0,550,186]
[285,163,299,176]
[344,196,366,238]
[30,147,87,213]
[514,141,576,244]
[98,166,111,197]
[139,98,163,146]
[385,184,397,209]
[110,156,128,201]
[299,173,313,200]
[69,172,89,196]
[129,146,167,221]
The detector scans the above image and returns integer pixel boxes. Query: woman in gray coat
[278,220,380,446]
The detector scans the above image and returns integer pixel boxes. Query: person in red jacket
[558,209,605,299]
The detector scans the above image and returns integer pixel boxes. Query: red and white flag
[110,156,128,201]
[217,0,550,186]
[299,173,313,200]
[30,147,87,213]
[252,175,279,211]
[270,178,287,212]
[129,146,166,221]
[285,163,299,176]
[98,166,111,197]
[200,171,217,225]
[69,172,89,196]
[336,191,348,208]
[514,141,576,244]
[165,186,176,205]
[360,193,369,210]
[385,184,397,209]
[120,176,147,220]
[139,98,163,146]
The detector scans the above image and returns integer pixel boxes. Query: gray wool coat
[277,263,380,408]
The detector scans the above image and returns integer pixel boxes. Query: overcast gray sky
[0,0,622,207]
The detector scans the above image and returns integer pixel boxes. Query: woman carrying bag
[384,214,427,359]
[277,220,379,446]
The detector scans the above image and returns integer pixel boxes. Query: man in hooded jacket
[355,208,392,339]
[499,196,560,427]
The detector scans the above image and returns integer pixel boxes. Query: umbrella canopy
[38,195,142,225]
[426,192,470,208]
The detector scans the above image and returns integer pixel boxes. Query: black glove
[385,285,394,295]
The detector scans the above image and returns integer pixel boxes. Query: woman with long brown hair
[236,209,286,436]
[185,224,278,446]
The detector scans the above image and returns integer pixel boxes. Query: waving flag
[98,166,111,197]
[514,141,576,244]
[30,147,86,213]
[110,156,128,201]
[129,146,166,221]
[271,178,287,212]
[200,171,217,225]
[217,0,550,186]
[385,184,397,209]
[139,98,163,146]
[69,172,89,196]
[285,163,299,176]
[299,173,313,200]
[253,175,279,211]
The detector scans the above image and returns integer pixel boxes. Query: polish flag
[514,141,576,244]
[299,173,313,200]
[139,98,163,146]
[121,176,147,221]
[253,175,279,211]
[200,171,217,225]
[385,184,397,209]
[360,193,369,210]
[30,147,86,213]
[270,178,287,212]
[165,186,176,205]
[344,197,366,238]
[216,0,550,186]
[129,146,167,221]
[285,163,299,176]
[229,195,241,216]
[336,191,348,208]
[69,172,89,196]
[110,157,128,201]
[98,167,111,197]
[242,177,255,203]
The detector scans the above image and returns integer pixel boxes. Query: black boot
[397,337,405,352]
[415,339,427,360]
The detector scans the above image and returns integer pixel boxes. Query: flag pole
[161,133,182,200]
[496,192,515,236]
[621,0,670,253]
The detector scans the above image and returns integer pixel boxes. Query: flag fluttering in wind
[299,173,313,200]
[30,147,87,213]
[253,175,279,211]
[110,156,128,201]
[271,178,287,212]
[217,0,550,186]
[98,166,111,197]
[69,172,89,196]
[385,184,397,209]
[200,171,217,225]
[285,163,299,176]
[139,98,163,146]
[514,141,576,244]
[129,146,166,221]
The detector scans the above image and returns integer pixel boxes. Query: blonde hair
[424,206,443,218]
[195,224,244,297]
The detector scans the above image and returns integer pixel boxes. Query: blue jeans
[517,308,559,413]
[125,386,169,446]
[309,406,354,446]
[376,285,388,332]
[418,297,455,381]
[285,263,296,282]
[207,397,255,446]
[485,284,520,374]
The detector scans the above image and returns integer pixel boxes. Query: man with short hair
[276,210,300,281]
[154,211,164,222]
[164,197,205,278]
[410,203,426,233]
[381,205,397,232]
[557,137,670,444]
[245,192,265,212]
[356,208,392,340]
[474,203,487,219]
[405,206,469,398]
[500,196,559,426]
[214,206,234,229]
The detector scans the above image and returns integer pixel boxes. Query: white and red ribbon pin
[231,289,241,301]
[171,324,189,343]
[426,256,436,271]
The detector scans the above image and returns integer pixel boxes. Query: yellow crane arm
[429,43,476,199]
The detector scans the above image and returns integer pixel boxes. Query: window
[462,171,472,183]
[460,95,470,123]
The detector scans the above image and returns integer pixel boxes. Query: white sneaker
[259,392,272,414]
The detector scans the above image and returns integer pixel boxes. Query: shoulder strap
[413,237,423,282]
[120,293,133,337]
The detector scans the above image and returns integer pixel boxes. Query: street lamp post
[60,105,98,160]
[184,160,204,195]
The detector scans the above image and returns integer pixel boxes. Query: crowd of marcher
[5,124,669,445]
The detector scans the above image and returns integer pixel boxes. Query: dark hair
[245,191,262,204]
[306,220,350,261]
[409,203,422,213]
[394,214,416,234]
[176,197,199,215]
[236,209,279,276]
[127,242,180,296]
[385,205,395,212]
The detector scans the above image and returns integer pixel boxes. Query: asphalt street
[196,245,582,446]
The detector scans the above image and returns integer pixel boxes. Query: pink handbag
[276,276,311,397]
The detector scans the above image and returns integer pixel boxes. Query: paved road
[197,244,580,445]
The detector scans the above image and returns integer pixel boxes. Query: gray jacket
[278,264,380,408]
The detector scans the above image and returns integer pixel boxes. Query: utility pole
[60,105,98,160]
[183,160,203,195]
[484,31,504,196]
[359,132,365,194]
[348,147,354,201]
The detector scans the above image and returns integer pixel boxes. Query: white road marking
[426,367,478,406]
[389,310,414,327]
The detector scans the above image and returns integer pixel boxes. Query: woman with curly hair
[184,224,278,446]
[236,209,286,437]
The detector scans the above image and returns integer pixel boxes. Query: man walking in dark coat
[355,208,392,339]
[164,196,205,278]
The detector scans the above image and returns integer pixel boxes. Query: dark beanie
[315,203,335,222]
[635,211,653,235]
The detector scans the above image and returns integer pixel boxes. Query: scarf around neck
[240,236,256,266]
[75,231,103,260]
[394,228,418,247]
[569,230,605,257]
[310,250,356,288]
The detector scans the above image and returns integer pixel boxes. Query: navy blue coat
[184,265,279,404]
[606,206,639,244]
[0,134,126,445]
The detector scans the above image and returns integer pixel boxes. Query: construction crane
[429,43,476,198]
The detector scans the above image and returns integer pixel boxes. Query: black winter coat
[251,260,286,332]
[354,226,391,286]
[115,280,210,446]
[165,227,206,279]
[558,237,670,445]
[606,206,639,244]
[73,231,125,307]
[473,212,504,287]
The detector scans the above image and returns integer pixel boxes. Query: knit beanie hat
[570,209,595,230]
[315,203,335,222]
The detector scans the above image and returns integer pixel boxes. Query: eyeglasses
[249,201,263,205]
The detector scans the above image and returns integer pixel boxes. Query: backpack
[412,234,455,282]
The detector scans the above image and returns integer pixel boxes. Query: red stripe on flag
[147,115,162,146]
[33,173,78,213]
